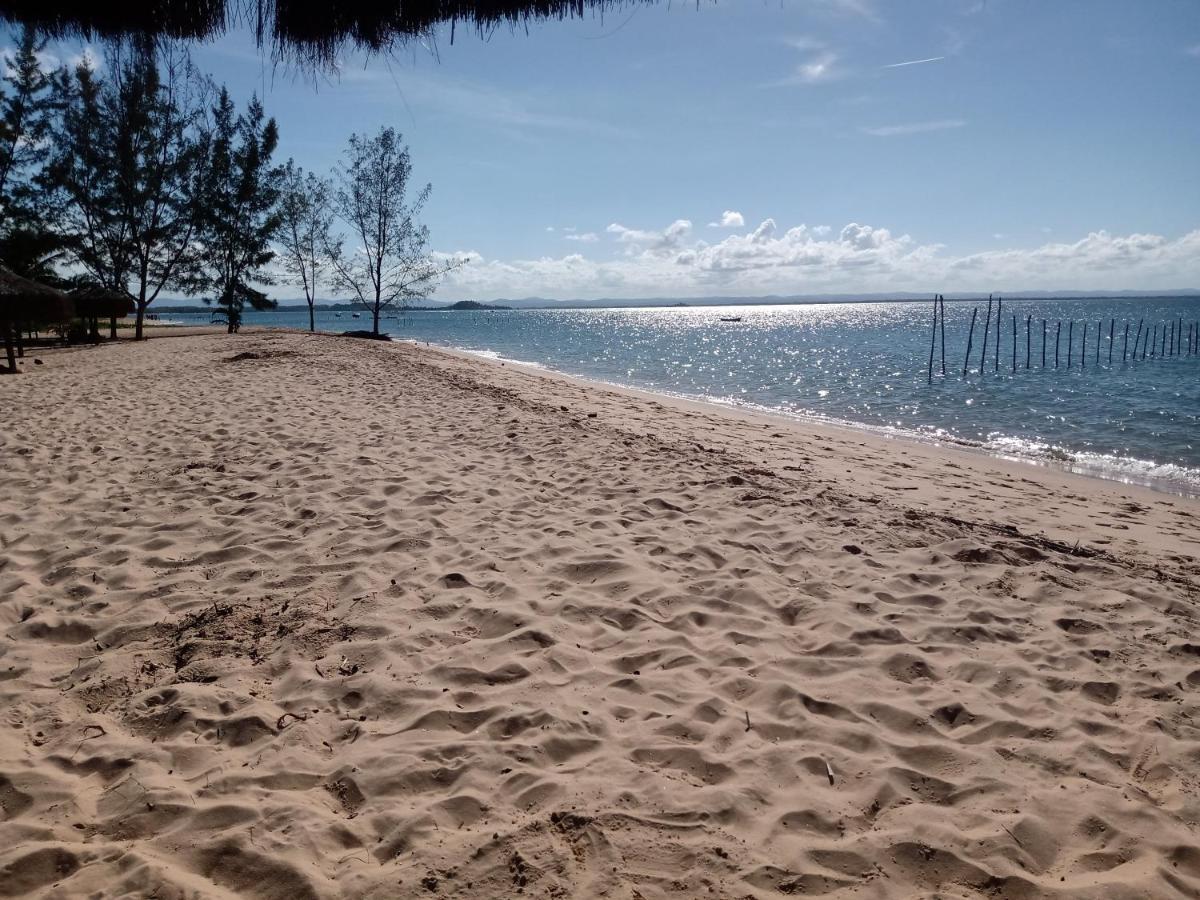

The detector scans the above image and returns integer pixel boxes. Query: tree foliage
[328,127,462,336]
[196,88,284,333]
[48,44,209,338]
[0,27,65,279]
[278,160,333,332]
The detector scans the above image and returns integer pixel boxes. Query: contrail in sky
[882,56,946,68]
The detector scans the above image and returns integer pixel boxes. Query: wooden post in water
[979,295,992,375]
[1095,320,1101,365]
[1011,313,1017,372]
[1055,321,1061,369]
[1042,319,1047,367]
[1025,314,1032,369]
[1151,324,1157,358]
[1123,322,1130,362]
[1082,322,1087,369]
[1108,319,1115,364]
[1142,323,1149,359]
[939,296,946,376]
[1169,321,1175,356]
[963,306,978,377]
[927,295,937,384]
[995,296,1002,372]
[1068,321,1074,369]
[1133,319,1143,359]
[1161,323,1166,357]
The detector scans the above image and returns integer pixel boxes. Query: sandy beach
[2,330,1199,899]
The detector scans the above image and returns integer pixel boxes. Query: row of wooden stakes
[926,295,1200,383]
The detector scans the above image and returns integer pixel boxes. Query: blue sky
[17,0,1200,299]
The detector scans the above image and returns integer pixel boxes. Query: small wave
[657,393,1200,497]
[414,342,552,371]
[982,435,1200,493]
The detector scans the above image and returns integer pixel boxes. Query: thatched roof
[71,286,135,318]
[0,0,645,62]
[0,266,73,322]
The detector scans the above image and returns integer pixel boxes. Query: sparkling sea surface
[167,298,1200,494]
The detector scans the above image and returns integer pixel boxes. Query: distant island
[444,300,511,311]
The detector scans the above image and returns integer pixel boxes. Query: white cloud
[784,36,826,51]
[565,232,599,243]
[708,210,745,228]
[809,0,880,22]
[861,118,966,136]
[436,220,1200,300]
[606,219,693,255]
[770,37,845,86]
[791,51,841,84]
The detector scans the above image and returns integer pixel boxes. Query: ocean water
[167,298,1200,494]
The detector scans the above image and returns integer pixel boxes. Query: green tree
[48,45,208,338]
[198,89,283,334]
[278,160,333,333]
[0,27,64,278]
[328,127,463,337]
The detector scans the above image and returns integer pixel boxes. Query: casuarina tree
[278,160,333,332]
[0,27,65,279]
[197,88,283,333]
[327,127,463,336]
[48,43,208,338]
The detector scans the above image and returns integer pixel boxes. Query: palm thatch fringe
[0,0,653,63]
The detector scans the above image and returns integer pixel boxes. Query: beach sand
[2,331,1199,898]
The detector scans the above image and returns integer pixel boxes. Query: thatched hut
[71,286,135,342]
[0,0,638,63]
[0,267,72,373]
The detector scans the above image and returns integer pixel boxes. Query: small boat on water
[352,313,361,318]
[720,316,743,323]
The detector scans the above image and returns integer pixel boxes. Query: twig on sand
[71,724,108,759]
[1001,824,1025,849]
[277,711,308,731]
[744,711,751,732]
[824,759,835,787]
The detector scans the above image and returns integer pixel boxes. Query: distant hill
[152,290,1200,315]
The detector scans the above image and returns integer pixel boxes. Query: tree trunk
[373,303,381,336]
[135,302,147,341]
[109,316,118,340]
[309,302,315,333]
[3,322,16,373]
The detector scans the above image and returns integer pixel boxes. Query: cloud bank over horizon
[435,221,1200,301]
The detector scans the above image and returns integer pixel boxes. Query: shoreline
[4,331,1199,898]
[408,337,1200,501]
[140,315,1200,500]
